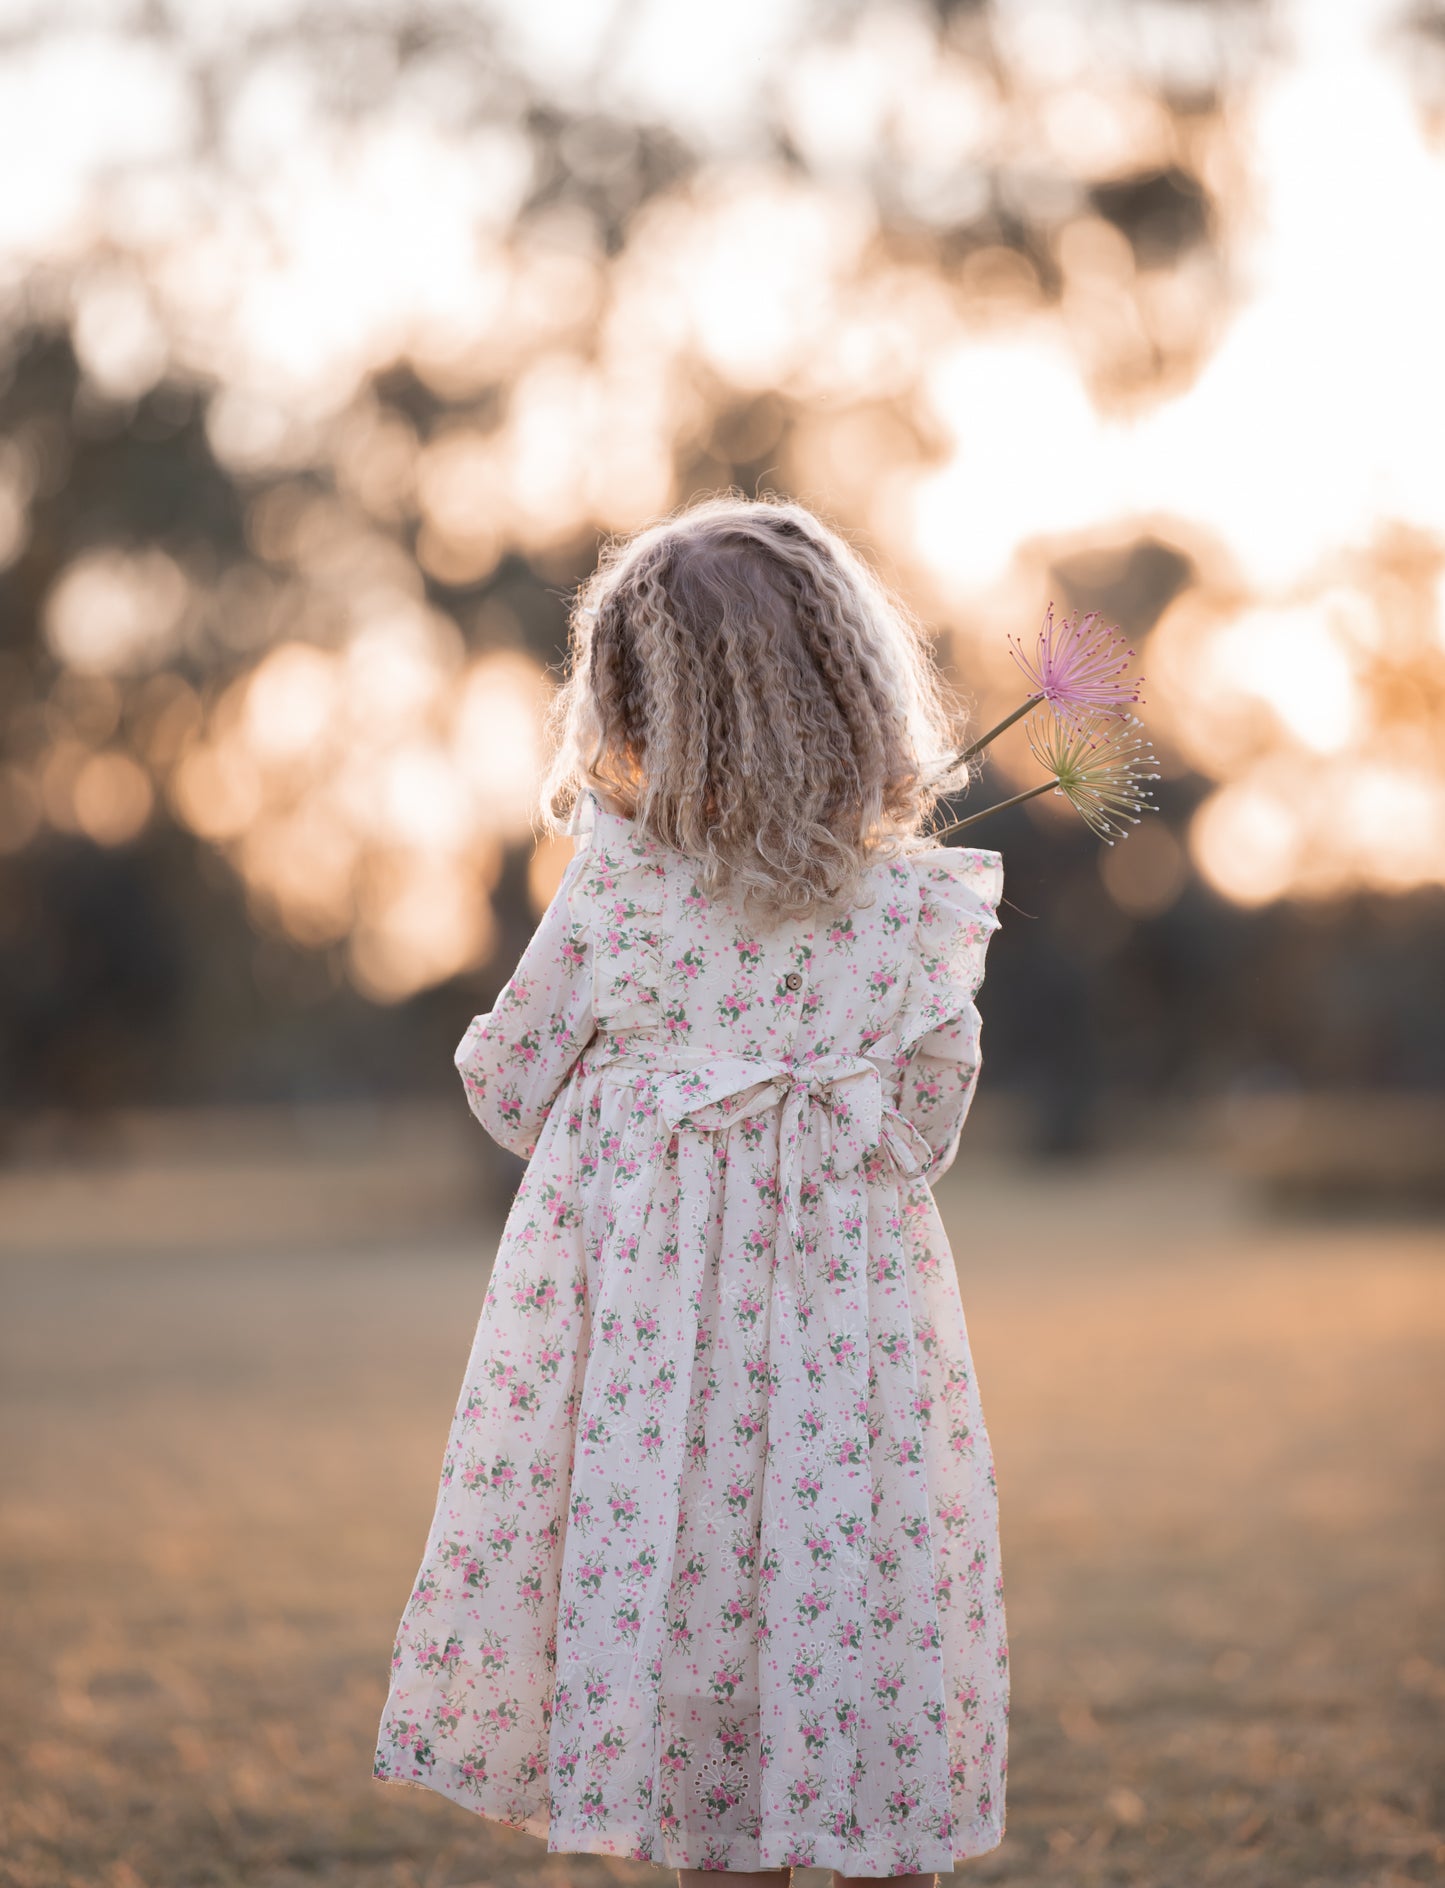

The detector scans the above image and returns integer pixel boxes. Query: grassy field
[1,1149,1441,1888]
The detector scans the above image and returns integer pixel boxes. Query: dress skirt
[373,1035,1009,1875]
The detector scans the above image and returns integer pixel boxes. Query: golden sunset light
[1,0,1442,1003]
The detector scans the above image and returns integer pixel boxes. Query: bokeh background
[2,1,1442,1884]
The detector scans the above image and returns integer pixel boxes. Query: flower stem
[952,696,1039,767]
[930,777,1056,840]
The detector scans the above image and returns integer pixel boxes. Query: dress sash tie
[584,1038,935,1264]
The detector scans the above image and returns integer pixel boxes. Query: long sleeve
[887,846,1004,1184]
[454,842,597,1159]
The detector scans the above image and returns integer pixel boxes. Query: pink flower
[1008,602,1144,730]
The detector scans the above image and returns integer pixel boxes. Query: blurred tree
[0,0,1439,1158]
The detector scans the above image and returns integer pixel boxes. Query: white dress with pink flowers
[373,792,1009,1875]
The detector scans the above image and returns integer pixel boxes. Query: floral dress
[374,791,1009,1876]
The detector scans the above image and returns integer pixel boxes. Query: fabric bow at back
[585,1040,935,1272]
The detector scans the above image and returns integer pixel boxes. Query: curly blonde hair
[540,493,979,922]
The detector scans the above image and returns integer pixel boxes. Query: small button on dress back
[784,971,803,991]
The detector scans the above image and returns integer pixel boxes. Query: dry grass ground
[1,1148,1441,1888]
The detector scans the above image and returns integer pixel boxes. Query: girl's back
[460,792,1003,1196]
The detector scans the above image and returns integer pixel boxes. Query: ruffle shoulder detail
[564,789,669,1032]
[895,844,1005,1056]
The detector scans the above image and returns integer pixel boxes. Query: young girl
[374,495,1009,1886]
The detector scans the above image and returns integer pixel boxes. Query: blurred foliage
[0,0,1441,1142]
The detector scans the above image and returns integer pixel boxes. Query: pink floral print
[374,791,1009,1875]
